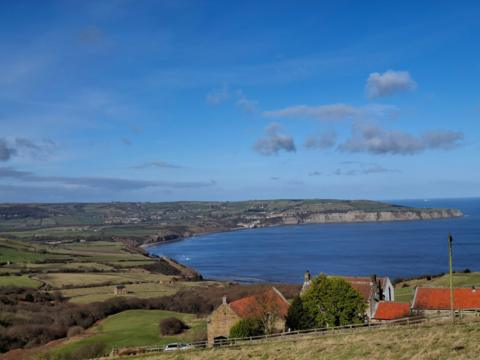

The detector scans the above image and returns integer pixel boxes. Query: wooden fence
[109,313,456,358]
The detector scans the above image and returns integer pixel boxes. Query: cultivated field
[0,274,42,288]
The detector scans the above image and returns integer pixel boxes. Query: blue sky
[0,0,479,202]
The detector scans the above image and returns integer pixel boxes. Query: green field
[0,244,71,264]
[49,310,206,358]
[0,274,42,288]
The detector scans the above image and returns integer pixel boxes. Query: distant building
[343,275,395,319]
[207,287,290,345]
[412,287,480,315]
[113,284,127,295]
[300,270,312,295]
[372,301,411,321]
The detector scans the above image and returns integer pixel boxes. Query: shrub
[229,318,263,339]
[159,317,189,336]
[66,342,107,360]
[66,326,84,338]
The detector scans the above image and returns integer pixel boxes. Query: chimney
[222,295,227,305]
[370,274,377,285]
[472,286,477,293]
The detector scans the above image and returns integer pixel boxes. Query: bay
[148,198,480,283]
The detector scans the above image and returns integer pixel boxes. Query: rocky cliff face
[281,209,463,225]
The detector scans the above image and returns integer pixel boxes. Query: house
[207,287,290,345]
[113,284,127,295]
[412,287,480,315]
[343,276,395,302]
[372,301,411,321]
[343,275,395,319]
[301,273,395,319]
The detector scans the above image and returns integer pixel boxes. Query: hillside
[0,200,462,245]
[129,319,480,360]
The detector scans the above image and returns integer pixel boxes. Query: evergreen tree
[285,296,315,330]
[301,274,366,327]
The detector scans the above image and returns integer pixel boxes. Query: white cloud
[253,123,296,156]
[263,103,397,121]
[235,90,258,113]
[205,87,229,104]
[365,70,417,98]
[338,122,463,155]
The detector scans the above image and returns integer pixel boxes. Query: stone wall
[207,304,241,345]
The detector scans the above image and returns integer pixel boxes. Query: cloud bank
[338,123,463,155]
[132,161,182,169]
[0,167,213,191]
[0,138,55,162]
[263,103,397,121]
[304,130,337,150]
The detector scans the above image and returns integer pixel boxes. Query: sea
[148,198,480,283]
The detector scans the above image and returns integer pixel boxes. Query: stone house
[412,287,480,316]
[344,275,395,319]
[113,284,127,295]
[207,287,290,345]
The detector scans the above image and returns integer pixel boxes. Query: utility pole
[448,233,454,322]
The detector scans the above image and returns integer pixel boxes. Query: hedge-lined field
[47,309,206,359]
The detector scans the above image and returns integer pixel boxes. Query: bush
[229,318,263,339]
[69,342,107,360]
[285,296,314,331]
[66,326,84,338]
[301,274,366,328]
[159,317,189,336]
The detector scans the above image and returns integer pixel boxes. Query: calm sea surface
[148,198,480,283]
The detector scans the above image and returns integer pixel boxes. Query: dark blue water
[148,198,480,283]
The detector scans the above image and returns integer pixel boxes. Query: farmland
[0,236,205,305]
[45,309,206,359]
[0,201,462,247]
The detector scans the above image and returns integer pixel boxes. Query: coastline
[143,208,464,251]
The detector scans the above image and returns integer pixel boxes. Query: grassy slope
[133,320,480,360]
[49,310,206,357]
[395,272,480,302]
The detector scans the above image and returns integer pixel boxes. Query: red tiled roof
[229,287,289,319]
[374,301,410,320]
[350,283,374,301]
[413,287,480,310]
